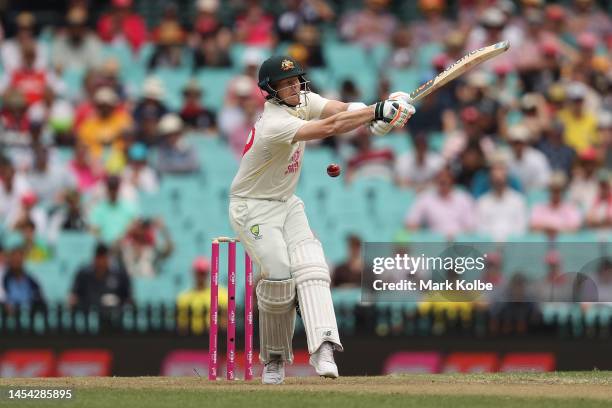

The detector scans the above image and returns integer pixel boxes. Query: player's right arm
[292,99,414,143]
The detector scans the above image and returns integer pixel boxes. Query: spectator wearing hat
[121,143,159,194]
[155,114,200,174]
[585,170,611,229]
[506,124,551,191]
[133,77,168,136]
[120,218,173,278]
[476,154,528,241]
[2,234,45,314]
[88,175,139,245]
[557,82,599,154]
[395,132,445,190]
[69,242,132,309]
[339,0,398,49]
[568,147,603,212]
[219,76,263,157]
[179,79,216,132]
[194,0,222,38]
[406,166,476,239]
[536,120,576,178]
[148,16,188,71]
[97,0,148,53]
[530,171,582,236]
[519,93,550,142]
[77,87,133,158]
[176,256,228,334]
[411,0,453,44]
[134,77,168,119]
[465,7,517,69]
[1,12,48,74]
[51,8,103,72]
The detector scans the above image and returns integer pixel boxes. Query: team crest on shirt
[250,225,262,240]
[281,59,294,71]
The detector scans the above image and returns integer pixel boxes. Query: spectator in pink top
[69,143,105,192]
[405,167,476,239]
[530,171,582,237]
[97,0,148,53]
[235,1,275,48]
[339,0,398,49]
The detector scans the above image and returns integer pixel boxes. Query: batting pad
[256,278,297,364]
[290,239,343,354]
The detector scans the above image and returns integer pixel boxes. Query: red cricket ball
[327,163,341,177]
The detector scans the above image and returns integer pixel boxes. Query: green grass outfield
[1,372,612,408]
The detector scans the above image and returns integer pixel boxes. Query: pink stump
[244,253,254,380]
[208,241,219,380]
[226,241,237,380]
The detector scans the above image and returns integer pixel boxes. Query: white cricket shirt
[230,92,329,201]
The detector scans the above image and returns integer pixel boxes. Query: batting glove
[374,99,415,128]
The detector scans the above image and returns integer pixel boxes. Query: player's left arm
[319,92,415,135]
[320,100,350,119]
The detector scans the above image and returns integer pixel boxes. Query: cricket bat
[407,40,510,103]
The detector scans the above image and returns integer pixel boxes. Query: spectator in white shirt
[0,156,32,228]
[26,145,76,204]
[395,132,445,190]
[568,147,600,213]
[405,167,476,239]
[506,124,551,191]
[51,8,103,72]
[476,157,528,241]
[121,143,159,194]
[1,12,48,74]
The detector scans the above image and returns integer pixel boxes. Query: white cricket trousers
[229,195,315,281]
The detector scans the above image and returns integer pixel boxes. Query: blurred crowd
[0,0,610,331]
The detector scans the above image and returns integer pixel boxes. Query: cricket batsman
[228,55,415,384]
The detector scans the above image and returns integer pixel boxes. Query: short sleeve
[264,113,308,145]
[306,92,330,120]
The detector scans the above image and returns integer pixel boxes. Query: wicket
[209,237,254,381]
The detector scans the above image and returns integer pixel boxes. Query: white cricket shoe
[262,357,285,385]
[309,342,339,378]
